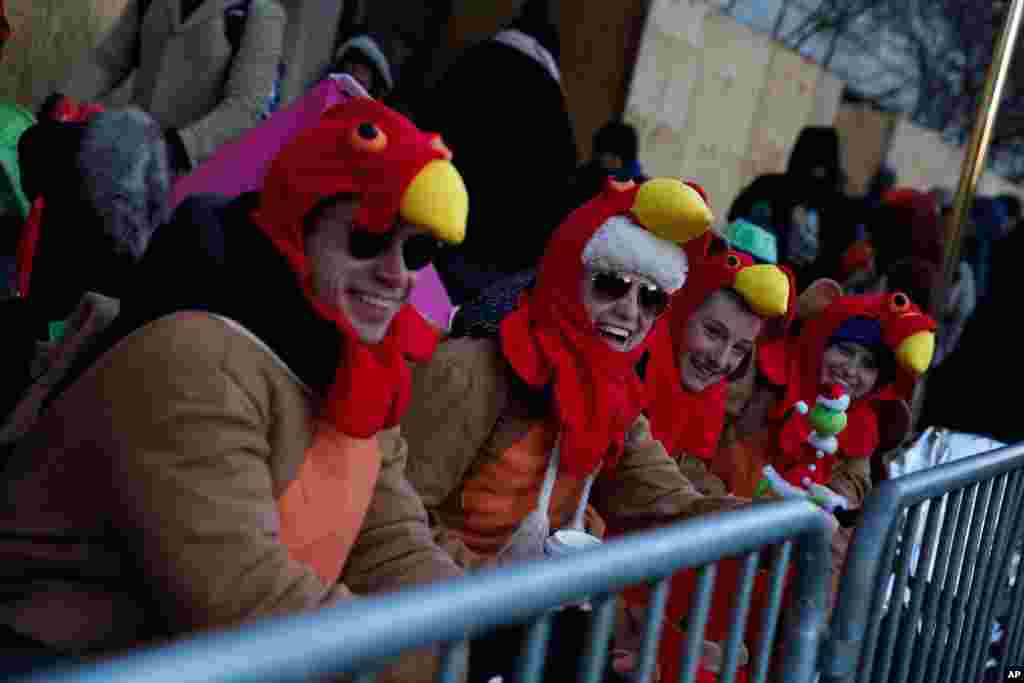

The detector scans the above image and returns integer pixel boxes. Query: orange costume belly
[450,421,592,556]
[276,422,383,585]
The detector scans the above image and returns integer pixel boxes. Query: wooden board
[679,13,772,218]
[744,44,819,185]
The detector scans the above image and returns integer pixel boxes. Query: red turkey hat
[500,177,714,477]
[251,97,468,438]
[646,239,796,461]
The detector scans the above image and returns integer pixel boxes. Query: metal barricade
[821,442,1024,683]
[21,500,832,683]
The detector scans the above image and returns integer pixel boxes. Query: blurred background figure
[565,119,646,214]
[728,126,855,289]
[45,0,286,175]
[325,27,395,100]
[416,0,578,306]
[2,108,171,423]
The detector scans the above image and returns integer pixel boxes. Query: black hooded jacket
[415,16,578,305]
[920,224,1020,443]
[728,126,856,288]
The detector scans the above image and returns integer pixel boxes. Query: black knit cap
[593,121,639,164]
[510,0,560,62]
[17,120,88,203]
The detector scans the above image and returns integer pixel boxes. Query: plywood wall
[624,0,844,225]
[833,101,899,196]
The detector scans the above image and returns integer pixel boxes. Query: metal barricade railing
[821,442,1024,683]
[20,500,832,683]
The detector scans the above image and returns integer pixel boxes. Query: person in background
[0,108,172,430]
[565,120,646,214]
[416,0,578,305]
[0,102,34,297]
[958,195,1008,305]
[48,0,286,175]
[921,219,1024,443]
[326,29,395,100]
[728,126,855,289]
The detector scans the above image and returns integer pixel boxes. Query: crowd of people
[0,0,1013,680]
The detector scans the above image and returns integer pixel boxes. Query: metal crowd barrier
[821,442,1024,683]
[21,500,832,683]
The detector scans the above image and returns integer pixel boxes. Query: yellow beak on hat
[631,178,714,245]
[399,159,469,245]
[734,264,792,318]
[896,330,935,377]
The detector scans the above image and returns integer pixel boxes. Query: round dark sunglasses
[348,227,442,271]
[589,271,670,318]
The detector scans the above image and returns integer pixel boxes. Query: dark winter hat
[593,121,639,164]
[828,315,884,352]
[17,120,88,203]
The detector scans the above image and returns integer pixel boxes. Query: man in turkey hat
[0,98,468,681]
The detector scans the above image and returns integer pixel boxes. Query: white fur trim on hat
[335,35,395,92]
[818,394,851,412]
[581,215,689,293]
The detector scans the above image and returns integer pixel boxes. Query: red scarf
[500,184,657,477]
[251,98,455,438]
[758,293,936,458]
[646,245,795,460]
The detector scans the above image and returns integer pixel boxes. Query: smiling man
[644,245,794,494]
[0,98,467,679]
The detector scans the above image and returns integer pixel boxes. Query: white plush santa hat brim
[335,36,395,92]
[581,215,689,293]
[818,395,851,412]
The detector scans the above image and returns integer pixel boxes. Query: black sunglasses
[348,227,442,271]
[589,271,670,318]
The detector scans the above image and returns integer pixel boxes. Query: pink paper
[169,76,454,329]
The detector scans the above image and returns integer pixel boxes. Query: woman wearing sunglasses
[0,99,470,681]
[400,177,747,681]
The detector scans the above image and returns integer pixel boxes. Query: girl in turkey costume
[716,288,936,512]
[713,287,936,654]
[400,178,745,682]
